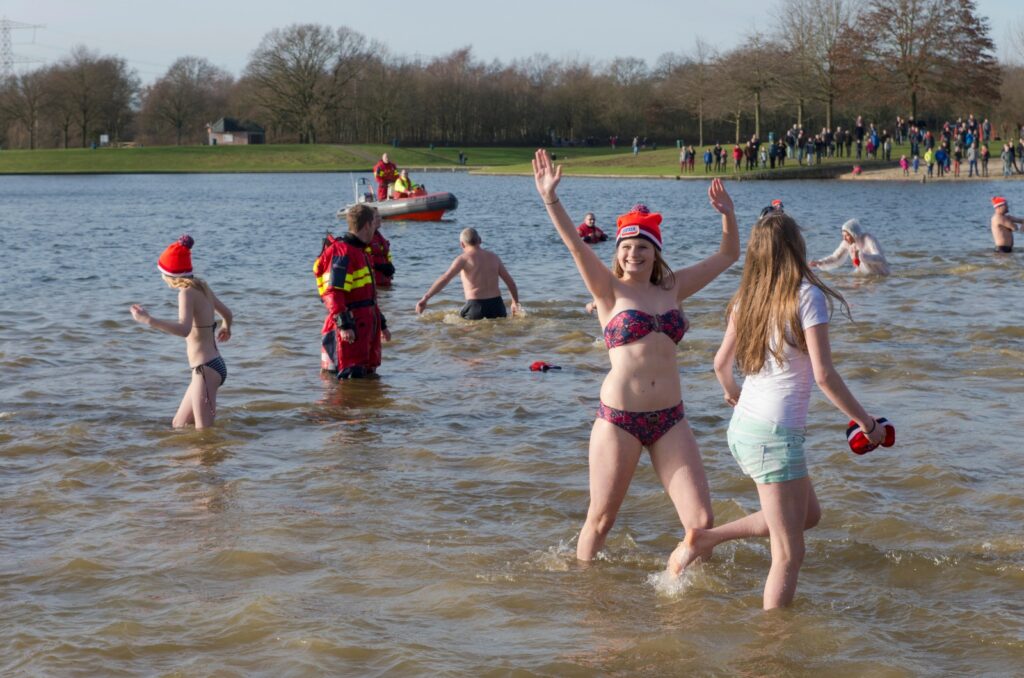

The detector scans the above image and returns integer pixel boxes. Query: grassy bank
[0,144,561,174]
[0,142,904,177]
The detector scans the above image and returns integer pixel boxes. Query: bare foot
[666,528,710,577]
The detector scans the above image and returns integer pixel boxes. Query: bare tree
[245,24,369,143]
[349,51,413,144]
[778,0,859,128]
[0,70,49,148]
[659,40,718,147]
[42,48,138,147]
[551,58,602,143]
[143,56,233,145]
[857,0,999,121]
[56,46,107,147]
[416,48,479,145]
[946,0,1001,109]
[42,65,76,148]
[993,64,1024,139]
[686,40,717,147]
[603,57,652,140]
[96,56,140,143]
[716,36,786,140]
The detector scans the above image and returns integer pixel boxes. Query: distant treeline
[3,0,1024,150]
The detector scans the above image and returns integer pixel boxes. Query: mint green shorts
[727,413,808,484]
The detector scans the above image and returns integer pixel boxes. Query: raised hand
[532,149,562,202]
[707,177,734,215]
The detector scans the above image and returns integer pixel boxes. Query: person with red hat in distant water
[314,203,391,379]
[129,234,233,429]
[990,196,1023,253]
[372,153,398,201]
[531,148,740,564]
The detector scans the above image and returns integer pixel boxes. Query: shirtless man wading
[415,227,521,319]
[991,196,1023,253]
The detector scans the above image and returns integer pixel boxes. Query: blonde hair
[727,212,849,375]
[612,242,675,288]
[460,227,481,246]
[164,274,212,299]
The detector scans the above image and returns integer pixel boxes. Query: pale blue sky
[3,0,1022,82]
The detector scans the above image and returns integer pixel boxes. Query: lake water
[1,170,1022,676]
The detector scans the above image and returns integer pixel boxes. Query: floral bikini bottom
[596,401,685,447]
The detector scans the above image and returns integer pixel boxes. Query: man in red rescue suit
[368,228,394,287]
[314,203,391,379]
[372,153,398,201]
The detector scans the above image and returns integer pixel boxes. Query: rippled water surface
[1,171,1022,676]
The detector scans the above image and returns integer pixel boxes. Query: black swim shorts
[460,296,507,320]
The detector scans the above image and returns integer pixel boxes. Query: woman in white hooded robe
[811,219,890,276]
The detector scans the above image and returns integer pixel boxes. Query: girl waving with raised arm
[532,149,740,562]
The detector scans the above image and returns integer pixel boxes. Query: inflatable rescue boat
[338,179,458,222]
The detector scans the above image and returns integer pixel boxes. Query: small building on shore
[206,118,265,146]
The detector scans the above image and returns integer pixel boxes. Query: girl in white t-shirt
[667,210,884,609]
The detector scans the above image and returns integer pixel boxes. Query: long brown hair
[612,241,676,289]
[727,212,849,374]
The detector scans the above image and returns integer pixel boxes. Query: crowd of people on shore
[128,144,1022,611]
[672,113,1024,180]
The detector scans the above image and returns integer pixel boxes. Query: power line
[1,17,45,78]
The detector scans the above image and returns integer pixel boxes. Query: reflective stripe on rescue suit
[314,233,386,377]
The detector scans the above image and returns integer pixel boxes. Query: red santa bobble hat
[615,204,663,250]
[157,234,195,277]
[992,196,1007,209]
[846,417,896,455]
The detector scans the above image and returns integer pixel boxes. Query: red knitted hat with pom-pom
[157,234,194,277]
[615,204,663,250]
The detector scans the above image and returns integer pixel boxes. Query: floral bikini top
[603,308,688,349]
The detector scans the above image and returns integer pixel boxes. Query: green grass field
[0,141,909,177]
[0,144,558,174]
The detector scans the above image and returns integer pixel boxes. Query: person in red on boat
[314,203,391,379]
[367,225,395,287]
[577,212,608,244]
[373,153,398,200]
